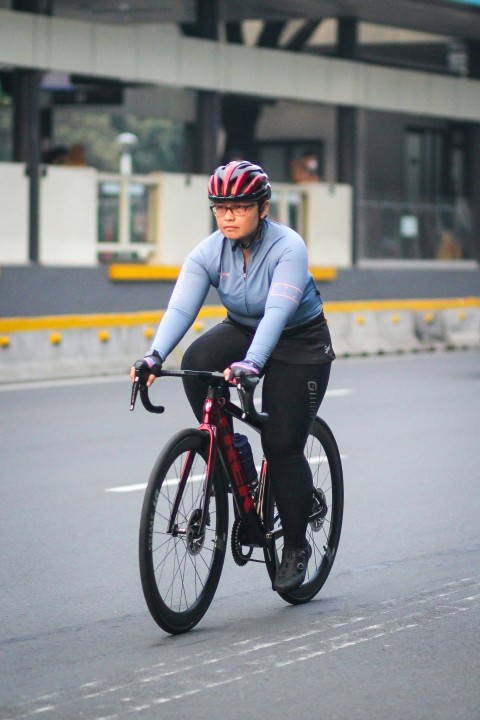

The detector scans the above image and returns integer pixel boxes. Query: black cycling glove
[229,360,261,381]
[133,350,163,379]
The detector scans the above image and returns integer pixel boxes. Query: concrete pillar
[466,124,480,261]
[13,68,42,262]
[196,92,221,174]
[192,0,221,174]
[12,0,50,263]
[466,40,480,78]
[337,17,358,59]
[336,18,359,262]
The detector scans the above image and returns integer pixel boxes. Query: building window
[257,141,324,183]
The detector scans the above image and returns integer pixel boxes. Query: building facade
[0,0,479,264]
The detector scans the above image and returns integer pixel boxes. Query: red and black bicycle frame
[182,381,268,547]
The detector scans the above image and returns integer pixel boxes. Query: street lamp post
[116,132,138,252]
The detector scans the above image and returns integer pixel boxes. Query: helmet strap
[237,219,264,249]
[236,203,267,249]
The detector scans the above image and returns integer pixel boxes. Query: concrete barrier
[414,310,447,350]
[347,311,393,355]
[377,311,424,352]
[442,307,480,348]
[324,313,356,356]
[1,299,478,383]
[0,310,226,383]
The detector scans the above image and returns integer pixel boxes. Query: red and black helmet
[208,160,271,203]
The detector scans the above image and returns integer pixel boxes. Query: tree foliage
[0,103,185,172]
[54,108,185,173]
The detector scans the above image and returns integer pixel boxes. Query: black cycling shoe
[273,544,312,593]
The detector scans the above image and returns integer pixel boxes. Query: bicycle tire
[139,428,229,634]
[263,416,343,604]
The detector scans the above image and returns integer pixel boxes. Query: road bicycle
[130,367,344,635]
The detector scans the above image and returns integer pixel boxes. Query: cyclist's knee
[268,455,313,498]
[182,334,224,371]
[181,340,204,370]
[262,427,300,461]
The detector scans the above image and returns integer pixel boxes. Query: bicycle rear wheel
[263,417,343,604]
[139,429,228,634]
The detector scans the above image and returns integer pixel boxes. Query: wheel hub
[186,508,209,555]
[310,490,328,532]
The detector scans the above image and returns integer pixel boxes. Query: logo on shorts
[307,380,318,418]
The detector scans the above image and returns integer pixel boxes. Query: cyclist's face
[214,201,269,241]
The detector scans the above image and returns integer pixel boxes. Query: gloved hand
[227,360,261,385]
[130,350,163,385]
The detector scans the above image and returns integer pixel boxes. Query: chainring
[231,517,254,566]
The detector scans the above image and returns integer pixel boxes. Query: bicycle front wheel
[139,429,228,634]
[264,416,344,604]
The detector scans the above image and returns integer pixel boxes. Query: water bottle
[234,433,258,494]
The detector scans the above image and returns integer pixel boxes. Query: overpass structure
[1,0,480,264]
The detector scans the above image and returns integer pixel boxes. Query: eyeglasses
[210,203,255,217]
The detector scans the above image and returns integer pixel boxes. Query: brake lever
[129,357,162,414]
[236,374,269,425]
[130,376,140,411]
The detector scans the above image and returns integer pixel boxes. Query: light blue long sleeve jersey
[150,219,323,369]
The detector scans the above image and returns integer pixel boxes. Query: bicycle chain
[231,517,254,566]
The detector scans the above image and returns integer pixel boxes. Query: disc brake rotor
[310,489,328,532]
[186,508,210,555]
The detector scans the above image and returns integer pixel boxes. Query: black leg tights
[181,321,332,549]
[181,321,251,421]
[261,360,331,548]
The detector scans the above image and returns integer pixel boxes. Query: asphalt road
[1,350,479,720]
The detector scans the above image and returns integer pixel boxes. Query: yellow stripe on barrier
[108,265,181,281]
[0,307,227,333]
[0,298,478,334]
[108,264,337,283]
[0,311,165,333]
[324,297,480,313]
[310,267,337,282]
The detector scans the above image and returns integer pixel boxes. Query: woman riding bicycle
[131,160,335,592]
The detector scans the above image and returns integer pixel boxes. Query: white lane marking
[106,482,148,493]
[105,453,348,493]
[104,386,350,493]
[106,474,204,494]
[9,578,479,717]
[326,388,353,397]
[253,387,352,407]
[0,374,127,392]
[31,707,56,715]
[0,375,352,394]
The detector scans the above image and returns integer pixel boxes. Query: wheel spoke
[139,430,228,633]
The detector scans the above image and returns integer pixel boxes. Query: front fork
[167,426,218,538]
